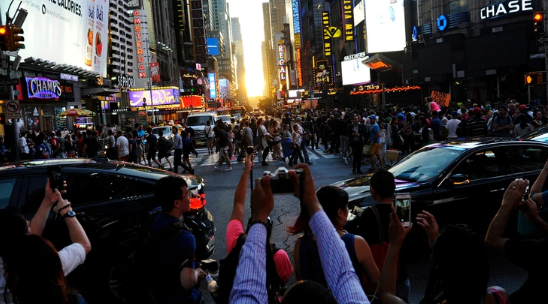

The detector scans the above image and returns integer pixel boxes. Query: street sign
[0,79,19,86]
[3,51,18,57]
[537,36,546,45]
[6,100,20,119]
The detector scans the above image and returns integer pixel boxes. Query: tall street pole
[146,38,155,124]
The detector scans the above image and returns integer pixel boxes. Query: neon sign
[134,11,145,79]
[278,43,286,81]
[25,77,62,99]
[293,0,300,34]
[297,49,303,87]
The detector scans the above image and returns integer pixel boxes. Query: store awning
[362,54,402,72]
[81,87,120,96]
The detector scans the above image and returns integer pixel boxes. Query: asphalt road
[198,151,528,304]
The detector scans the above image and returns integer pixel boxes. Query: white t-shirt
[18,138,29,154]
[446,119,461,139]
[514,124,533,137]
[116,136,129,157]
[204,125,214,138]
[0,243,86,304]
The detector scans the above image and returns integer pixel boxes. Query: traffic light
[534,12,545,36]
[0,26,7,51]
[6,25,24,51]
[525,72,544,85]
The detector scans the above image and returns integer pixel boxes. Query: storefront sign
[323,11,332,57]
[150,62,161,83]
[431,90,451,107]
[60,73,79,81]
[437,15,447,31]
[129,88,180,107]
[365,60,391,71]
[117,74,135,88]
[344,52,367,61]
[480,0,533,20]
[343,0,354,41]
[25,77,62,99]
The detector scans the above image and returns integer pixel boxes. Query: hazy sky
[227,0,265,97]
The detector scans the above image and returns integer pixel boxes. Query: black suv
[0,159,215,302]
[336,139,548,236]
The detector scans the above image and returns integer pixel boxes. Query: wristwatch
[62,210,76,219]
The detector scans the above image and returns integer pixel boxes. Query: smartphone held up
[394,193,412,227]
[47,166,63,190]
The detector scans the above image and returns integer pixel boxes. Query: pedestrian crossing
[148,146,348,169]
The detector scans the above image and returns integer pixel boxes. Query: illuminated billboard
[341,59,371,86]
[0,0,110,77]
[365,0,406,53]
[208,73,217,99]
[354,0,365,26]
[207,38,220,56]
[129,88,181,107]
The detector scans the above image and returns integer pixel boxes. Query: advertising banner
[343,0,354,41]
[150,62,161,83]
[0,0,110,77]
[208,73,217,99]
[207,38,220,56]
[341,59,371,86]
[365,0,406,53]
[431,91,451,107]
[129,89,180,107]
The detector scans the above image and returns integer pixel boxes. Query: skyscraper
[232,17,247,99]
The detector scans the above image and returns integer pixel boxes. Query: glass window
[453,150,500,180]
[0,178,17,209]
[443,0,468,15]
[420,0,432,25]
[389,146,466,182]
[65,174,151,205]
[20,176,48,214]
[500,146,548,175]
[186,116,213,126]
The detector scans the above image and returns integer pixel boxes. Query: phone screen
[394,194,411,227]
[47,167,62,190]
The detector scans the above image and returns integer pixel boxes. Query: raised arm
[486,179,528,255]
[530,160,548,205]
[231,155,253,223]
[52,193,91,254]
[290,165,369,304]
[230,177,274,304]
[29,178,66,236]
[378,209,412,304]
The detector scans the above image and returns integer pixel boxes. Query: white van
[186,113,217,145]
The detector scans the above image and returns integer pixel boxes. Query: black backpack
[110,211,187,304]
[214,233,285,304]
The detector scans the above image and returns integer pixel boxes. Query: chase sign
[480,0,534,20]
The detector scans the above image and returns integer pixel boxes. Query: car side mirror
[450,174,470,185]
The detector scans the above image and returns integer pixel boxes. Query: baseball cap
[472,107,482,114]
[519,104,527,110]
[369,115,377,120]
[452,111,458,116]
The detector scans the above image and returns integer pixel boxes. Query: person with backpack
[352,170,410,302]
[291,185,380,294]
[216,154,292,303]
[493,105,514,137]
[144,176,206,304]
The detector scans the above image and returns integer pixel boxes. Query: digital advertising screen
[354,0,365,26]
[0,0,111,77]
[207,38,220,56]
[341,59,371,86]
[129,89,180,107]
[365,0,406,53]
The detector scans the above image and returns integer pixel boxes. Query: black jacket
[346,123,367,145]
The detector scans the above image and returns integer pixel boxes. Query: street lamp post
[145,38,155,124]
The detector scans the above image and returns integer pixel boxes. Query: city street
[197,151,528,303]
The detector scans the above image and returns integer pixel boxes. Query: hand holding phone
[394,193,411,227]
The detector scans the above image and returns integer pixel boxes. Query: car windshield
[152,128,167,135]
[186,116,211,126]
[219,116,230,122]
[520,126,548,140]
[389,146,466,182]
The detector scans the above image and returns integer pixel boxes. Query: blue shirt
[396,113,405,122]
[430,117,442,140]
[151,211,198,303]
[370,123,381,144]
[173,133,183,150]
